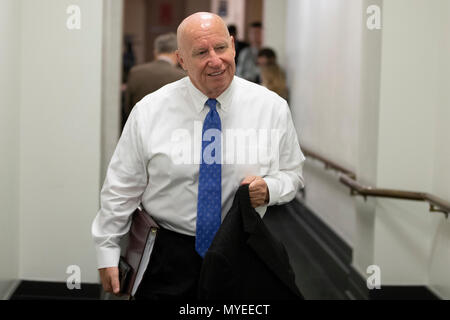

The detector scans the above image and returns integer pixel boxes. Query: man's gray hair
[154,33,178,54]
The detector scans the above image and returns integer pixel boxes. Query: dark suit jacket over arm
[198,185,304,300]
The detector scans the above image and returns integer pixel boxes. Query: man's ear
[176,50,187,71]
[230,36,236,59]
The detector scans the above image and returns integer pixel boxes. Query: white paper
[131,228,157,296]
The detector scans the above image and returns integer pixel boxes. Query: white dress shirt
[91,76,305,269]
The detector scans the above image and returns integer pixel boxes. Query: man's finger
[241,176,257,185]
[111,274,120,295]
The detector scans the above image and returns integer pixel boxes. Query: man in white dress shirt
[92,12,305,300]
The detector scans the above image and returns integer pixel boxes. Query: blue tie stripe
[196,98,222,257]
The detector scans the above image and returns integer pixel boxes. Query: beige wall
[244,0,263,40]
[0,0,21,299]
[123,0,211,65]
[186,0,211,16]
[123,0,147,65]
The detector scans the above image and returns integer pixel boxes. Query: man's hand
[241,176,270,208]
[99,267,120,296]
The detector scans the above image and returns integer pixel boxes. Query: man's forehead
[185,32,229,50]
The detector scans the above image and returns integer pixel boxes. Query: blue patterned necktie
[195,98,222,257]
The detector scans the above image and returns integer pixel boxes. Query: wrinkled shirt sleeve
[91,106,149,269]
[264,101,305,207]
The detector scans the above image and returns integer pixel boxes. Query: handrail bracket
[429,204,449,219]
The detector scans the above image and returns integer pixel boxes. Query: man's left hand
[241,176,269,208]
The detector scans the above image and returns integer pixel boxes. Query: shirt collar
[157,55,175,66]
[187,77,236,113]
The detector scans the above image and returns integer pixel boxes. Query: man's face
[249,27,262,48]
[257,56,269,67]
[177,20,236,98]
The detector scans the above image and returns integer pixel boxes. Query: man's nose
[207,50,222,68]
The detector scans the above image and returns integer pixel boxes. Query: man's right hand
[99,267,120,295]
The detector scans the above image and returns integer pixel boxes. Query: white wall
[102,0,123,183]
[286,0,363,247]
[0,0,21,299]
[373,0,450,292]
[352,0,382,284]
[428,0,450,299]
[263,0,287,68]
[286,0,450,298]
[18,0,104,283]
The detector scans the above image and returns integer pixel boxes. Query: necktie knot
[206,98,218,112]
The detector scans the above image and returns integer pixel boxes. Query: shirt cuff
[255,206,268,219]
[96,246,121,269]
[263,176,280,207]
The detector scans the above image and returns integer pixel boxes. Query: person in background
[257,47,277,67]
[123,33,186,127]
[122,35,136,85]
[227,24,248,65]
[236,22,263,83]
[258,48,288,101]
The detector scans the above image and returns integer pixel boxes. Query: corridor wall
[263,0,287,68]
[286,0,362,247]
[0,0,21,299]
[18,0,104,284]
[374,0,450,297]
[286,0,450,298]
[428,1,450,297]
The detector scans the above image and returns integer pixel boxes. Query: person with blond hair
[258,48,289,100]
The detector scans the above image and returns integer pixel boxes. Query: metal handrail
[302,146,450,218]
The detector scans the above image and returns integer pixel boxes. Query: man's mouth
[208,70,225,77]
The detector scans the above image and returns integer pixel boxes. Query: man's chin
[205,85,227,98]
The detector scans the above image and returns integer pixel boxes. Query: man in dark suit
[123,33,186,126]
